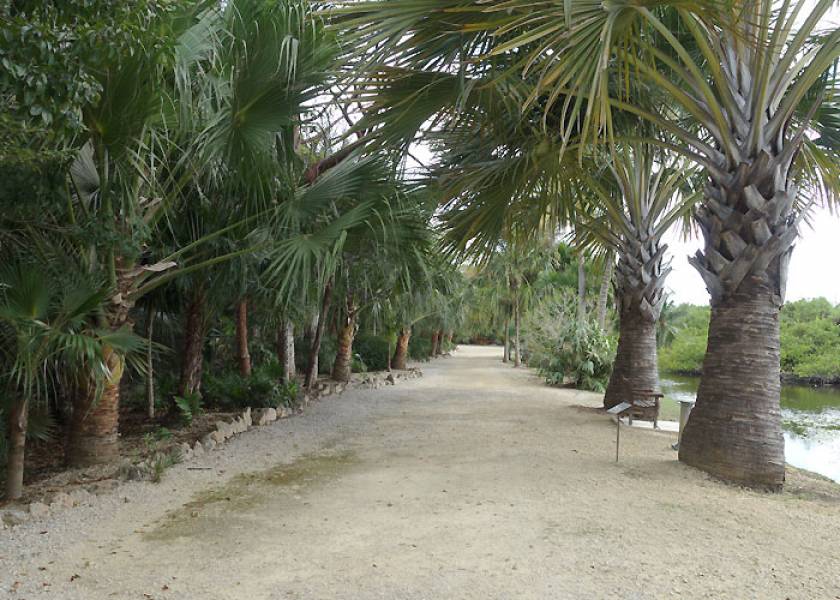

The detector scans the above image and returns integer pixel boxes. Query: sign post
[607,402,632,462]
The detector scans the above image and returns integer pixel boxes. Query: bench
[625,389,663,429]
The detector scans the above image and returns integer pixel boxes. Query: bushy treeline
[460,241,616,392]
[659,299,840,383]
[0,0,466,500]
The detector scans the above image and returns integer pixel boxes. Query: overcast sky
[665,4,840,306]
[664,210,840,306]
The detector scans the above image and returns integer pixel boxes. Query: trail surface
[3,346,840,599]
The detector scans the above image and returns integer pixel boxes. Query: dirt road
[3,346,840,599]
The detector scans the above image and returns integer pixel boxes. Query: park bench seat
[626,389,663,429]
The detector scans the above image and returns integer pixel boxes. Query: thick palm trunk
[603,307,660,408]
[277,319,295,383]
[235,298,251,377]
[680,281,784,489]
[5,399,29,500]
[305,280,332,389]
[331,305,357,382]
[680,166,796,490]
[603,237,668,409]
[393,327,411,369]
[597,253,615,331]
[68,347,123,466]
[67,261,134,467]
[178,286,207,397]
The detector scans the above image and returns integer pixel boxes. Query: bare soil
[2,346,840,599]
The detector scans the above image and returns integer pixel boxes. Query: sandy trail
[3,345,840,599]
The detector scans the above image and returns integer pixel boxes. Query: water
[660,375,840,483]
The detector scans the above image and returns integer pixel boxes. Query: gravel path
[3,345,840,599]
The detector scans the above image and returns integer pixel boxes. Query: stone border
[1,367,423,529]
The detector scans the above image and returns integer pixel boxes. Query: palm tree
[335,0,840,489]
[62,0,359,464]
[576,146,697,408]
[327,191,433,381]
[0,261,140,499]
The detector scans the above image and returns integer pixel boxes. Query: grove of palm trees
[2,0,840,597]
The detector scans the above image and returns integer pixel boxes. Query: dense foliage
[523,294,615,392]
[659,299,840,383]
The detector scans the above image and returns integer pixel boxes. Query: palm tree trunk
[277,319,295,383]
[332,302,357,382]
[678,158,798,490]
[305,279,332,389]
[67,261,134,467]
[577,252,587,328]
[603,239,668,409]
[393,326,411,369]
[680,282,784,489]
[513,298,521,367]
[5,398,29,500]
[603,305,660,409]
[431,330,440,357]
[145,303,156,420]
[67,346,123,467]
[235,298,251,377]
[178,285,207,397]
[502,316,510,363]
[597,253,614,331]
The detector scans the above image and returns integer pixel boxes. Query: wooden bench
[625,389,663,429]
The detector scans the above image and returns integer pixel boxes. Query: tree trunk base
[393,329,411,370]
[68,352,122,467]
[5,400,28,500]
[603,311,659,409]
[679,290,785,491]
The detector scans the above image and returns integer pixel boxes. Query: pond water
[660,375,840,483]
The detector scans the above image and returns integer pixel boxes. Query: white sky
[666,3,840,306]
[664,209,840,305]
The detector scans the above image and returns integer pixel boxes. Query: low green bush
[203,366,299,411]
[658,332,707,374]
[523,294,615,392]
[318,336,338,375]
[354,334,392,371]
[658,299,840,382]
[408,336,433,361]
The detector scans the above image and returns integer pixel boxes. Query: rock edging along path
[3,346,840,600]
[0,367,423,530]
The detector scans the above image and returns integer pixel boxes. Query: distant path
[4,346,840,599]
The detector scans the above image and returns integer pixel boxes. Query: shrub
[173,393,202,425]
[658,332,707,374]
[409,336,433,361]
[351,353,368,373]
[203,367,300,411]
[354,334,392,371]
[658,299,840,382]
[318,336,338,375]
[523,294,615,392]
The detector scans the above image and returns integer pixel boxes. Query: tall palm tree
[335,0,840,489]
[576,146,697,408]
